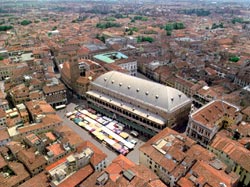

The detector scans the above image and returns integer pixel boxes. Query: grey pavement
[137,72,151,81]
[57,102,145,165]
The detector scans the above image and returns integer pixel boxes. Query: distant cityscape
[0,0,250,187]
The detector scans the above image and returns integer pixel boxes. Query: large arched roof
[91,71,191,112]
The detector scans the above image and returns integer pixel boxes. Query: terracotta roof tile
[0,129,10,142]
[179,160,238,187]
[210,134,250,172]
[46,143,65,157]
[192,100,240,129]
[19,171,49,187]
[0,155,7,169]
[0,162,30,187]
[17,148,46,172]
[58,164,94,187]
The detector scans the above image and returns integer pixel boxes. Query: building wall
[174,81,192,98]
[74,81,89,98]
[87,101,156,137]
[119,61,137,76]
[0,101,9,111]
[139,151,169,184]
[186,113,242,147]
[0,117,6,127]
[94,159,106,172]
[0,137,11,147]
[0,65,15,80]
[186,120,216,147]
[234,77,249,88]
[44,90,67,107]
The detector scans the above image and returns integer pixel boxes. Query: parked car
[130,139,137,145]
[130,130,139,137]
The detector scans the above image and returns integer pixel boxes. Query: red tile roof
[54,125,84,147]
[0,129,10,142]
[46,143,65,156]
[0,162,30,187]
[0,108,6,118]
[191,100,240,129]
[179,160,238,187]
[45,132,57,141]
[58,164,94,187]
[45,156,68,171]
[19,171,49,187]
[210,134,250,172]
[0,154,7,169]
[17,148,46,172]
[106,154,135,182]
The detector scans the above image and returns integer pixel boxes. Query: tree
[232,17,243,24]
[20,20,32,26]
[0,25,13,31]
[137,36,154,43]
[96,34,105,43]
[173,22,185,30]
[105,17,116,21]
[165,22,185,35]
[132,16,148,21]
[96,22,121,29]
[229,56,240,62]
[114,13,124,19]
[211,23,224,29]
[165,24,173,31]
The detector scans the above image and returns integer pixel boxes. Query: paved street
[137,72,151,81]
[57,102,145,165]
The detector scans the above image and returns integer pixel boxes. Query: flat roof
[21,53,34,62]
[93,52,128,64]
